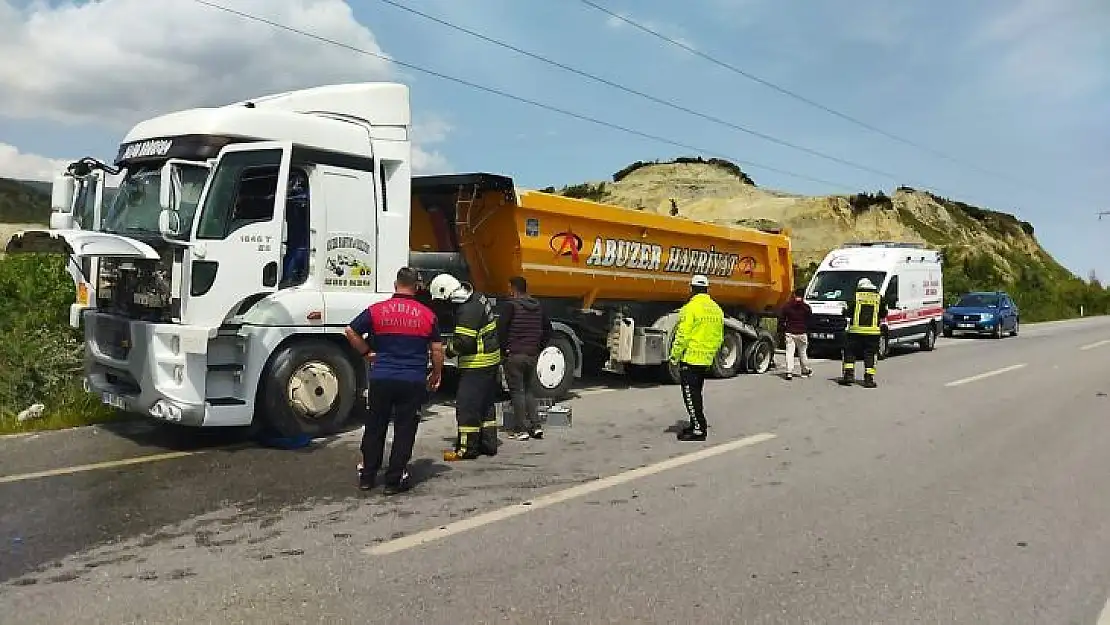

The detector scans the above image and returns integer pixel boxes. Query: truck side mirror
[51,174,76,213]
[158,209,181,237]
[159,161,175,211]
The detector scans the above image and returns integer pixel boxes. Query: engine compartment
[95,254,174,322]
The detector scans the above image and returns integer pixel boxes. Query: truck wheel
[260,340,357,438]
[877,331,890,360]
[711,331,743,378]
[744,334,775,374]
[533,334,576,399]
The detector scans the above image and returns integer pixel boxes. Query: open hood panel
[4,229,161,260]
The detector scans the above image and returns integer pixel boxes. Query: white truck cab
[6,83,415,437]
[804,242,943,358]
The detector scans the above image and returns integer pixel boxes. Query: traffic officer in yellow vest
[839,277,888,389]
[428,274,502,460]
[669,274,725,442]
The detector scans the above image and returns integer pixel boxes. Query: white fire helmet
[690,274,710,287]
[857,277,877,291]
[428,273,471,304]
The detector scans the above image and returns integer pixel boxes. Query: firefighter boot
[443,428,480,462]
[839,365,855,386]
[479,417,499,457]
[863,372,877,389]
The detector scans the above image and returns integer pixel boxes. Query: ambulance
[804,242,943,359]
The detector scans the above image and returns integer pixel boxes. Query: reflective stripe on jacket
[848,290,883,335]
[448,293,502,369]
[669,293,725,366]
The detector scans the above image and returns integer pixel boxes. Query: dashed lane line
[364,432,777,556]
[944,363,1027,388]
[1080,339,1110,351]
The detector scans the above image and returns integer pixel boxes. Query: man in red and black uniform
[497,276,553,441]
[345,267,444,494]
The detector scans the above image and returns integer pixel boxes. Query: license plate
[102,393,127,410]
[813,333,834,340]
[958,323,975,329]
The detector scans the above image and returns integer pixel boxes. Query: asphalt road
[2,317,1110,623]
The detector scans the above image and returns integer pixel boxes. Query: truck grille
[96,315,132,360]
[810,313,847,332]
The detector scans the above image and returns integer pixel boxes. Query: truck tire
[743,333,775,374]
[877,330,890,360]
[711,330,743,378]
[260,340,357,438]
[533,333,576,400]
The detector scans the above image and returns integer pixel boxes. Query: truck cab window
[281,168,311,288]
[197,149,283,240]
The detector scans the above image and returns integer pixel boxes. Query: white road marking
[364,432,777,556]
[1080,339,1110,351]
[944,363,1027,387]
[1096,595,1110,625]
[0,451,202,485]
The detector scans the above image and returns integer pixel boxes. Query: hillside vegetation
[546,158,1110,322]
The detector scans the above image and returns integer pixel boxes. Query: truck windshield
[808,270,887,301]
[101,165,208,239]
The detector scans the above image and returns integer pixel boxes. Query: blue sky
[1,0,1107,278]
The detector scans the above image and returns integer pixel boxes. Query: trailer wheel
[711,331,743,378]
[533,334,576,399]
[260,340,356,438]
[743,333,775,374]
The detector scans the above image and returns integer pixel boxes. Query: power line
[578,0,1024,186]
[375,0,912,184]
[190,0,857,191]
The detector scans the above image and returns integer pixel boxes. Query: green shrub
[0,254,116,433]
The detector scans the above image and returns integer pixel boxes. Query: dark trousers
[842,333,880,378]
[504,353,540,432]
[455,366,499,457]
[680,363,710,432]
[361,378,427,485]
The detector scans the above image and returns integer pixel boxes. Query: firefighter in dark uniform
[839,277,888,388]
[428,273,501,460]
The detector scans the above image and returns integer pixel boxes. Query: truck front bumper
[84,313,212,427]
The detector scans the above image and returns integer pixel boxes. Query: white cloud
[0,0,452,176]
[411,116,453,175]
[0,142,71,182]
[967,0,1110,102]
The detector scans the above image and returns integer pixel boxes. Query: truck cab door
[184,142,292,327]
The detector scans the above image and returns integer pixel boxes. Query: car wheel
[1011,319,1019,337]
[919,323,937,351]
[877,331,890,360]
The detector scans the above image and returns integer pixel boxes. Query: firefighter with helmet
[839,276,888,388]
[427,273,502,460]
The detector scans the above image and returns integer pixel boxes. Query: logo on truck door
[324,235,373,288]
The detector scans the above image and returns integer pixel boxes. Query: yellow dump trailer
[410,173,793,397]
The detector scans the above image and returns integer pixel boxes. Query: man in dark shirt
[345,267,444,494]
[779,287,814,380]
[496,276,553,441]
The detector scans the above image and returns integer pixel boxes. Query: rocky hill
[544,158,1102,322]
